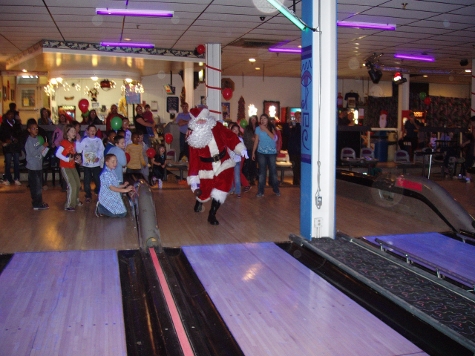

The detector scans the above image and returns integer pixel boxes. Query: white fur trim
[198,157,235,180]
[233,142,246,155]
[187,175,200,185]
[211,188,228,204]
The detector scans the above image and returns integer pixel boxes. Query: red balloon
[125,152,131,163]
[165,133,173,144]
[424,97,431,105]
[146,148,156,158]
[196,44,205,55]
[78,99,89,113]
[222,88,233,101]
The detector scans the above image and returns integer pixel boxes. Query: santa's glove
[191,182,199,192]
[188,175,200,192]
[241,150,249,159]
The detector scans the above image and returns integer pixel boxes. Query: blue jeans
[231,161,241,194]
[4,152,20,182]
[257,153,279,195]
[83,166,102,198]
[97,203,127,218]
[28,169,43,207]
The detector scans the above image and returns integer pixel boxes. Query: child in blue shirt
[25,119,49,210]
[96,153,135,217]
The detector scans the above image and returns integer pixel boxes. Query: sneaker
[256,193,264,197]
[3,181,10,186]
[85,197,91,203]
[95,202,103,217]
[158,179,163,189]
[64,207,76,212]
[244,186,251,193]
[14,180,21,186]
[275,192,281,196]
[466,178,471,184]
[237,194,241,198]
[77,200,84,206]
[33,203,49,210]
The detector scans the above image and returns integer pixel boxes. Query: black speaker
[368,68,382,84]
[460,59,469,67]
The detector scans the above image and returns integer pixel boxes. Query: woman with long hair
[252,114,280,197]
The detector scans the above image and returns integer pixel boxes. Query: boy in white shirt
[76,124,104,203]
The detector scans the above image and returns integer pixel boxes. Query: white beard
[187,117,217,148]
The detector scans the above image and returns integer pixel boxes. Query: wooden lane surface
[154,184,453,247]
[183,243,426,356]
[0,186,138,254]
[0,175,471,253]
[0,250,126,355]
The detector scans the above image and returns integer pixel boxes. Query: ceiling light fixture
[101,41,155,48]
[337,21,396,31]
[365,61,382,84]
[96,8,174,17]
[268,47,302,54]
[265,0,308,31]
[249,58,256,62]
[394,54,435,62]
[393,72,407,85]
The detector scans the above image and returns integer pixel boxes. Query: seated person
[95,154,135,218]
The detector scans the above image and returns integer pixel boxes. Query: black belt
[200,149,226,163]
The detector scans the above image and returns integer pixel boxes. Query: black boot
[194,200,204,212]
[207,199,221,225]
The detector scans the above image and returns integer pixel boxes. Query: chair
[166,149,176,162]
[394,150,414,174]
[340,147,356,160]
[360,147,374,159]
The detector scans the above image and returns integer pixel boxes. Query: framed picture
[263,100,280,119]
[221,102,230,121]
[151,100,158,112]
[166,96,179,114]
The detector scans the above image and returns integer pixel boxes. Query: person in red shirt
[55,124,82,211]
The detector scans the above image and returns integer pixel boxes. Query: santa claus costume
[186,108,247,225]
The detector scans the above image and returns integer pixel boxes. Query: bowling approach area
[1,171,475,355]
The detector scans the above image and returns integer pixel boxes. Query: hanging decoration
[237,96,245,121]
[100,79,116,90]
[196,44,205,55]
[222,88,233,101]
[419,92,427,100]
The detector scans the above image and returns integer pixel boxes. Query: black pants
[289,154,301,185]
[83,166,101,198]
[28,169,44,208]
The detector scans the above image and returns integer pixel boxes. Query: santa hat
[380,110,388,115]
[190,107,209,120]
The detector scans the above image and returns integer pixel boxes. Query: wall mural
[366,94,471,130]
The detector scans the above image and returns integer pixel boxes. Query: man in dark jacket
[0,110,23,185]
[286,111,301,186]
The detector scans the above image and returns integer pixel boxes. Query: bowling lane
[183,242,427,356]
[0,250,126,355]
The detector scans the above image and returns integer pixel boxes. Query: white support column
[300,0,336,239]
[205,43,222,121]
[184,62,194,108]
[397,73,410,137]
[471,59,475,118]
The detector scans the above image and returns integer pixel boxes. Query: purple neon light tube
[394,54,435,62]
[101,42,155,48]
[268,47,302,54]
[96,8,174,17]
[337,21,396,31]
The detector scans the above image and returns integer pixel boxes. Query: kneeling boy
[96,153,135,217]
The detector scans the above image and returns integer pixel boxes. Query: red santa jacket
[188,122,245,181]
